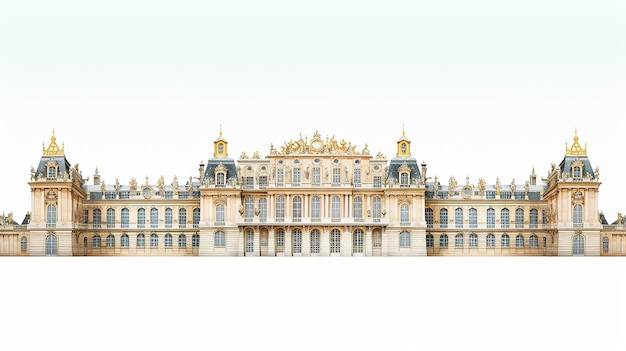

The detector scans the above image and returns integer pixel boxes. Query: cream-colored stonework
[1,129,624,257]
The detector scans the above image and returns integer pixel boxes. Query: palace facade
[2,128,625,257]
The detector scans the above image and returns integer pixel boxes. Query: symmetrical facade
[2,128,625,256]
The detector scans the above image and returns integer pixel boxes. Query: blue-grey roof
[387,157,421,181]
[204,157,238,181]
[559,155,596,180]
[35,156,72,178]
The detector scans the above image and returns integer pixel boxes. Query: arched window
[276,196,285,222]
[20,236,27,251]
[214,231,225,247]
[530,209,539,229]
[501,234,510,247]
[310,229,320,254]
[439,234,448,247]
[515,208,524,228]
[137,234,145,247]
[245,196,254,222]
[245,230,254,253]
[178,234,187,247]
[45,234,57,256]
[469,233,478,247]
[426,234,434,247]
[352,229,364,253]
[83,236,87,249]
[164,233,172,247]
[47,164,58,178]
[501,208,510,229]
[455,208,463,228]
[216,172,225,186]
[106,208,115,229]
[311,196,321,222]
[486,209,495,229]
[573,234,584,255]
[150,233,158,247]
[275,229,285,253]
[150,208,159,228]
[573,204,583,228]
[400,172,409,186]
[92,234,101,248]
[216,204,225,224]
[530,234,538,248]
[603,236,609,251]
[46,204,57,228]
[516,234,524,248]
[165,208,173,228]
[192,234,200,247]
[399,231,410,247]
[372,197,382,223]
[121,234,129,248]
[455,233,463,247]
[179,208,187,228]
[400,204,410,224]
[353,196,363,220]
[440,208,448,228]
[137,208,146,228]
[292,196,302,222]
[372,229,382,248]
[292,229,303,254]
[331,196,341,221]
[93,208,102,229]
[330,229,341,253]
[543,236,547,248]
[487,234,495,248]
[425,208,434,228]
[106,234,115,247]
[469,208,478,228]
[121,208,130,228]
[192,208,201,228]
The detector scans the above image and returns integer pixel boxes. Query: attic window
[47,166,57,178]
[571,160,584,180]
[45,159,59,179]
[216,172,225,186]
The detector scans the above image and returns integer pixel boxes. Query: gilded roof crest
[43,129,65,156]
[565,129,587,156]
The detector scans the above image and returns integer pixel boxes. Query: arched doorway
[572,234,584,256]
[45,234,57,256]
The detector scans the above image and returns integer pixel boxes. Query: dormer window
[571,159,584,180]
[216,172,225,186]
[45,159,59,179]
[398,163,411,187]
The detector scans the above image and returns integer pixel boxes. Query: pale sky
[1,0,625,349]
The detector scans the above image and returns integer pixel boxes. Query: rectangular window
[164,191,173,199]
[292,168,301,186]
[500,191,512,200]
[373,176,382,188]
[119,191,130,199]
[353,169,361,187]
[276,231,284,253]
[178,191,188,199]
[332,168,341,186]
[469,209,477,229]
[276,169,284,186]
[245,177,254,189]
[312,167,321,186]
[486,191,496,199]
[83,210,89,226]
[258,176,268,189]
[105,192,116,200]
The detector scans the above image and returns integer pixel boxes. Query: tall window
[332,168,341,186]
[121,234,129,248]
[353,196,363,221]
[573,166,582,179]
[439,234,448,247]
[439,208,448,228]
[311,196,321,222]
[469,208,477,228]
[486,209,495,229]
[426,234,434,247]
[178,234,187,247]
[516,235,524,248]
[258,199,267,223]
[276,169,284,186]
[165,208,173,228]
[275,229,285,253]
[192,234,200,247]
[137,234,145,247]
[573,234,584,255]
[215,231,225,247]
[150,208,158,228]
[455,208,463,228]
[292,196,302,222]
[92,234,101,248]
[20,236,27,251]
[373,176,382,188]
[372,197,382,223]
[121,208,129,228]
[455,233,463,247]
[165,234,173,247]
[245,230,254,253]
[106,208,115,229]
[45,234,57,256]
[400,204,410,225]
[292,229,302,254]
[178,208,188,228]
[46,204,57,228]
[400,172,409,187]
[193,208,200,228]
[276,196,285,222]
[501,234,510,247]
[353,229,364,253]
[399,231,410,247]
[330,229,341,254]
[603,236,609,251]
[216,204,225,225]
[292,168,301,186]
[469,233,478,247]
[106,234,115,247]
[150,233,158,247]
[331,196,341,222]
[310,230,320,254]
[353,168,361,187]
[530,209,539,229]
[487,234,495,248]
[83,210,89,226]
[501,208,510,229]
[137,208,145,228]
[245,197,254,222]
[515,208,524,229]
[543,237,547,248]
[425,208,434,228]
[573,204,583,228]
[216,172,225,186]
[312,167,321,186]
[529,234,538,248]
[372,229,382,248]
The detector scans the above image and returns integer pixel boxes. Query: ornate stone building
[1,128,625,256]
